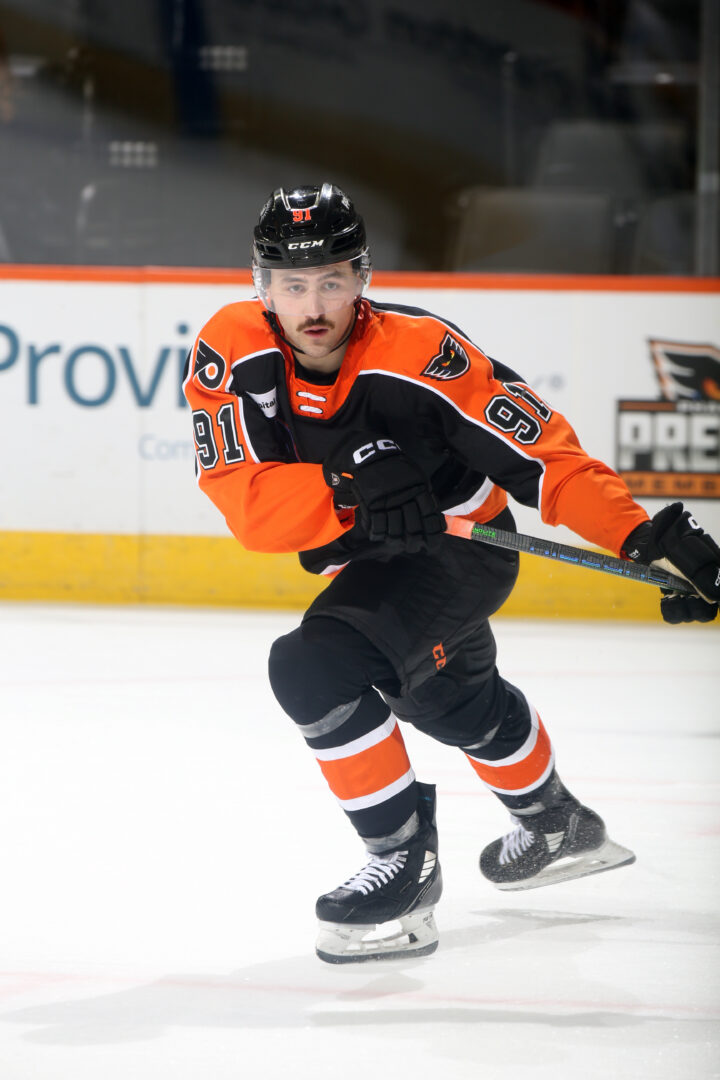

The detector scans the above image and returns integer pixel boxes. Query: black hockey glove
[323,433,446,554]
[622,503,720,624]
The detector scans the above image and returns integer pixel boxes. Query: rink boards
[1,267,718,619]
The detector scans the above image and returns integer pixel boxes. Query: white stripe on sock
[337,768,416,812]
[313,717,398,762]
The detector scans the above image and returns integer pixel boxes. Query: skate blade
[493,838,636,892]
[316,909,439,964]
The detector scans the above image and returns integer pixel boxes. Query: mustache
[298,317,334,331]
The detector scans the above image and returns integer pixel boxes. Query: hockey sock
[268,621,419,846]
[463,702,556,808]
[301,690,419,846]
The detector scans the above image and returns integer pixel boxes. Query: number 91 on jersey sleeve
[192,405,245,468]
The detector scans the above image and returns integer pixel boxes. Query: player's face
[267,263,360,362]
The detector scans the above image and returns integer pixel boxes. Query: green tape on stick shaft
[468,524,694,595]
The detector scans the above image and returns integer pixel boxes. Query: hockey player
[184,183,720,963]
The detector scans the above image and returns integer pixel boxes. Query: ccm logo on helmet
[352,438,399,465]
[287,239,325,250]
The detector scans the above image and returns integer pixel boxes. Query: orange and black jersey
[184,297,650,574]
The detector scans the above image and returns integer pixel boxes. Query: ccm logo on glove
[323,432,445,553]
[352,438,399,466]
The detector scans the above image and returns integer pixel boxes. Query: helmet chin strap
[263,305,358,358]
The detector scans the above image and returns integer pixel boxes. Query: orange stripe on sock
[466,716,553,793]
[317,724,411,802]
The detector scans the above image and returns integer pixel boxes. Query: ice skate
[480,801,635,891]
[315,782,442,963]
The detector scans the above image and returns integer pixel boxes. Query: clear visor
[252,254,371,316]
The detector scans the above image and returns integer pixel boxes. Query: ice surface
[0,604,717,1080]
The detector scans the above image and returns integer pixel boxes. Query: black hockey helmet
[252,183,371,314]
[252,182,369,269]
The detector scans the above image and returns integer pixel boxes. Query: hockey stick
[444,516,695,595]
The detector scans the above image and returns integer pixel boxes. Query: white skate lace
[342,851,408,895]
[499,818,536,865]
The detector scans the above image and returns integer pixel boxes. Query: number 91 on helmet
[251,183,372,316]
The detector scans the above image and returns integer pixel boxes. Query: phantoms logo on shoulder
[422,333,470,380]
[616,339,720,499]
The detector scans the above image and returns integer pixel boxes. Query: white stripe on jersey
[443,477,495,516]
[223,346,281,391]
[237,396,261,463]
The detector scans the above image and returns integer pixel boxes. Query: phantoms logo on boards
[616,340,720,499]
